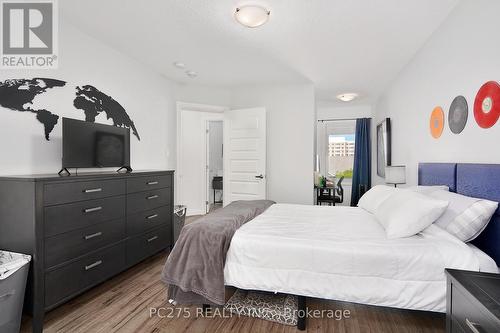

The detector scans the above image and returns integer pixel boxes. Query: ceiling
[61,0,459,104]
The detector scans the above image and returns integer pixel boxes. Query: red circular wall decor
[474,81,500,128]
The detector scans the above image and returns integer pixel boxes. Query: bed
[224,204,496,312]
[164,163,500,330]
[224,163,500,328]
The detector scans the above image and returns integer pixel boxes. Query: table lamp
[385,166,406,187]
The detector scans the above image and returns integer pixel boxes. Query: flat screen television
[61,118,131,173]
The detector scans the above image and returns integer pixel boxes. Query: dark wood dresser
[0,170,174,333]
[446,269,500,333]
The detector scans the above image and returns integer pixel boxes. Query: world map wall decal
[0,78,140,141]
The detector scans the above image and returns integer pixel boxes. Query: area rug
[224,289,298,326]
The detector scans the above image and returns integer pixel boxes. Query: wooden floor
[20,215,446,333]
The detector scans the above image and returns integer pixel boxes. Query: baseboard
[186,209,205,216]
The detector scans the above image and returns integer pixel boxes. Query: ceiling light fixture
[186,70,197,78]
[336,93,359,102]
[173,61,186,69]
[235,5,270,28]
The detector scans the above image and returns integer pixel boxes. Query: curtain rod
[317,117,372,122]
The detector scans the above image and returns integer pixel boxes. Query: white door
[223,107,266,204]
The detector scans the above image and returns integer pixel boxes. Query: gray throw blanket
[161,200,275,305]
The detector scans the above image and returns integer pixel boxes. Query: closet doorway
[177,102,227,216]
[177,103,267,216]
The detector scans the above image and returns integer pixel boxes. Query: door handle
[146,214,158,220]
[83,188,102,193]
[84,231,102,240]
[255,174,264,179]
[85,260,103,271]
[147,236,159,242]
[83,206,103,213]
[146,195,159,200]
[147,181,159,185]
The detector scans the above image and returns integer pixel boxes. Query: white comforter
[224,204,495,312]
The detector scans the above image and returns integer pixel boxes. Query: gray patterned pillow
[429,190,498,242]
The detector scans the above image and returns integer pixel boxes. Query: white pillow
[407,185,450,194]
[357,185,398,214]
[375,190,449,239]
[428,190,498,242]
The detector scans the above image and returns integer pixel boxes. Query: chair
[334,176,344,204]
[316,186,336,206]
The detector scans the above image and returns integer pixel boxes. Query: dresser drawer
[126,188,171,214]
[44,179,125,206]
[44,196,125,237]
[45,218,126,268]
[127,175,172,193]
[45,242,126,308]
[127,206,172,236]
[126,226,170,267]
[451,284,498,333]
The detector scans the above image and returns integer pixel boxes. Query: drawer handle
[83,188,102,193]
[146,214,159,220]
[465,318,482,333]
[147,181,159,185]
[83,206,103,213]
[0,291,15,300]
[146,195,159,200]
[85,260,103,271]
[84,231,102,240]
[147,236,159,242]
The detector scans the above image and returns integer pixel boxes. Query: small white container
[0,251,31,333]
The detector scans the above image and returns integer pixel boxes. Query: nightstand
[446,269,500,333]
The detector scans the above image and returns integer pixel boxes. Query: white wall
[374,0,500,185]
[231,84,315,204]
[176,84,232,107]
[0,18,177,175]
[316,103,372,120]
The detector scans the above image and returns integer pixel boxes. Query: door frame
[176,102,228,215]
[206,120,224,213]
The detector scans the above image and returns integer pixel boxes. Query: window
[316,119,356,206]
[328,134,355,179]
[317,119,356,179]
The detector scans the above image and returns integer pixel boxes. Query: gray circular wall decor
[448,95,468,134]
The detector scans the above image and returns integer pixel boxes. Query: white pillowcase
[428,190,498,242]
[357,185,397,214]
[375,190,449,239]
[407,185,450,194]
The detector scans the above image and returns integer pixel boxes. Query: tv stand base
[117,166,133,173]
[58,168,71,176]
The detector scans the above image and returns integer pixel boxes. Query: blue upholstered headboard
[418,163,500,266]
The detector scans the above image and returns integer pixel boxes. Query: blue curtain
[351,118,371,206]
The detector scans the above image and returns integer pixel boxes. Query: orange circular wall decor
[430,106,445,139]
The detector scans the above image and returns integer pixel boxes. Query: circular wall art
[430,106,445,139]
[448,95,468,134]
[474,81,500,128]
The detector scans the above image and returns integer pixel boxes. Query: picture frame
[376,118,391,177]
